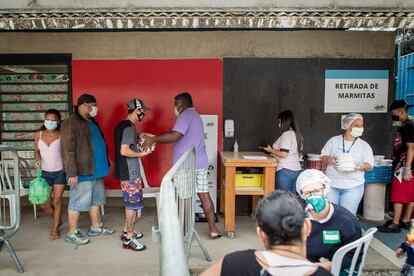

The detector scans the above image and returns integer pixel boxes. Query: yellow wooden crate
[235,173,263,187]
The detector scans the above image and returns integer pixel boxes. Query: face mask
[137,112,145,121]
[350,127,364,138]
[44,120,58,130]
[89,106,98,117]
[392,115,400,122]
[174,106,181,117]
[305,195,327,214]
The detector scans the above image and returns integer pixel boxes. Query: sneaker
[120,231,143,242]
[65,229,90,245]
[87,226,116,237]
[123,237,146,251]
[377,222,401,233]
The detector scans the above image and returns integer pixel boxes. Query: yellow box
[235,173,263,187]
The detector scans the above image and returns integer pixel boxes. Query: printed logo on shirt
[322,230,341,244]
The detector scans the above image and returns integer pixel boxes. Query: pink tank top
[38,131,63,172]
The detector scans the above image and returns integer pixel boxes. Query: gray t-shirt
[113,118,143,181]
[121,125,141,180]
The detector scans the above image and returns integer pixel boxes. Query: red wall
[72,59,223,189]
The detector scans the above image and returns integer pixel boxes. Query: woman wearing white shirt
[262,110,303,193]
[320,113,374,215]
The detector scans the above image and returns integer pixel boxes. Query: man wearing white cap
[297,169,362,272]
[320,113,374,215]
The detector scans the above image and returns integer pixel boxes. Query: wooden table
[219,151,277,239]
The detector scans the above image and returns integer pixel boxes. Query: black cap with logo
[127,99,150,111]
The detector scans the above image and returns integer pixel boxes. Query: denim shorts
[41,170,66,186]
[68,178,106,212]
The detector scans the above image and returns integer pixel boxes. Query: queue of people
[33,92,221,251]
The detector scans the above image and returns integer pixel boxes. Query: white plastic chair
[331,227,378,276]
[0,160,32,225]
[140,158,160,198]
[138,158,160,218]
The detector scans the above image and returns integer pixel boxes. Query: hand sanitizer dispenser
[233,139,239,153]
[225,119,234,138]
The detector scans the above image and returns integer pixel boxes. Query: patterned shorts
[401,263,414,276]
[121,178,144,210]
[196,169,209,193]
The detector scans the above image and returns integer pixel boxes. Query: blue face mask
[44,120,58,130]
[305,195,327,213]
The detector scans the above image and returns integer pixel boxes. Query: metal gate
[396,41,414,114]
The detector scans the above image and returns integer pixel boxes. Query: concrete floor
[0,198,400,276]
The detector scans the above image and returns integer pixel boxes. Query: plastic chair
[0,146,24,273]
[138,158,160,218]
[140,158,160,198]
[331,227,378,276]
[0,160,33,225]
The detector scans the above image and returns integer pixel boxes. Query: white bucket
[363,183,386,221]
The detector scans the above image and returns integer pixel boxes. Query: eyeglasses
[301,187,324,198]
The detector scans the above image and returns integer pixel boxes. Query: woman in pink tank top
[34,109,66,240]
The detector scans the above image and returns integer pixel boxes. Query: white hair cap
[341,113,363,130]
[296,169,331,196]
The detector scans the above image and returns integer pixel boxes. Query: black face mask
[392,115,400,122]
[137,112,145,121]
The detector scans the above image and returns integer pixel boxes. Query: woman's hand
[328,157,337,168]
[395,248,404,258]
[34,160,41,169]
[260,145,273,153]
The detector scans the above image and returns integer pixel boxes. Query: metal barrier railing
[0,145,24,273]
[153,148,211,276]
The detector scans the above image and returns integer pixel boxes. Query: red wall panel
[72,59,223,189]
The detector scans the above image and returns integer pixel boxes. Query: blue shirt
[77,120,110,182]
[401,242,414,266]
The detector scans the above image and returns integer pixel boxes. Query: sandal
[209,232,222,239]
[50,230,60,240]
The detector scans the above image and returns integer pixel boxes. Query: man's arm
[120,144,150,158]
[406,143,414,168]
[142,131,183,148]
[60,118,78,185]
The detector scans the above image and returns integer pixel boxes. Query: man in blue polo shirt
[61,93,115,246]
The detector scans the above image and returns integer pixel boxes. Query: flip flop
[209,232,222,239]
[50,230,60,240]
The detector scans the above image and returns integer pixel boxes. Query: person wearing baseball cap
[297,169,362,273]
[114,98,152,251]
[61,93,115,246]
[378,100,414,233]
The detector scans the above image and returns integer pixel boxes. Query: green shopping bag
[28,168,50,204]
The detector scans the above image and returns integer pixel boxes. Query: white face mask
[44,120,58,130]
[174,106,181,117]
[350,127,364,138]
[89,106,98,118]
